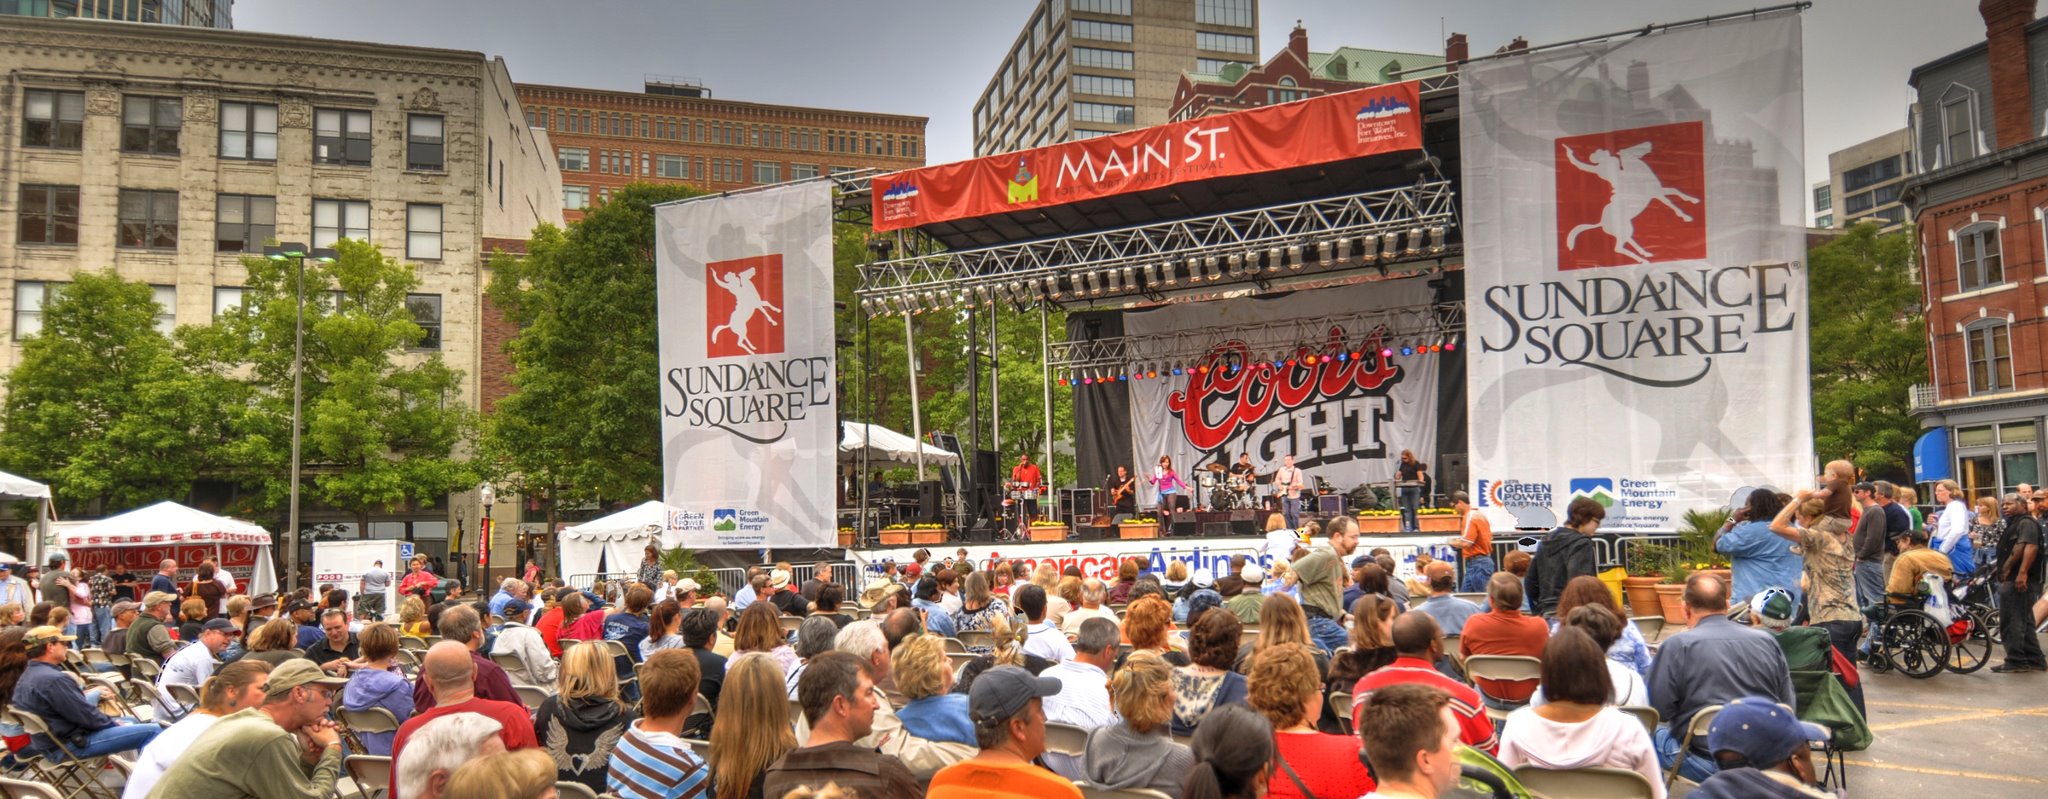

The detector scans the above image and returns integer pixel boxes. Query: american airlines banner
[872,82,1422,232]
[1125,281,1439,506]
[655,182,836,549]
[1461,12,1811,532]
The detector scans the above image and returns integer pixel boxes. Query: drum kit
[1199,464,1256,510]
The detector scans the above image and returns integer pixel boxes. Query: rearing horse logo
[706,255,785,357]
[1554,121,1708,270]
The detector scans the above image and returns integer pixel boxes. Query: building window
[220,101,278,160]
[1073,128,1114,140]
[1071,0,1130,13]
[406,293,442,350]
[1073,74,1136,97]
[656,154,688,179]
[313,108,372,166]
[149,285,176,334]
[754,161,781,184]
[792,163,820,180]
[22,89,84,149]
[406,204,443,260]
[1195,0,1254,26]
[1072,48,1135,72]
[1964,320,2013,394]
[1941,91,1976,165]
[121,96,182,155]
[407,114,445,171]
[1816,214,1833,228]
[117,189,179,249]
[216,194,277,252]
[1197,58,1251,75]
[13,281,60,338]
[1072,19,1133,42]
[1813,184,1831,213]
[1956,223,2003,291]
[1843,191,1874,215]
[563,185,589,210]
[1197,32,1257,55]
[558,146,589,171]
[213,287,245,320]
[1074,102,1136,125]
[1842,156,1901,192]
[312,199,370,248]
[17,185,80,245]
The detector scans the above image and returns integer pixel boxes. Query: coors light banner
[1125,281,1439,506]
[655,182,836,549]
[1461,12,1811,532]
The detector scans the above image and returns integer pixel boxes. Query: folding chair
[124,680,181,724]
[940,637,968,654]
[4,708,129,799]
[554,782,600,799]
[337,707,401,751]
[1616,705,1659,737]
[420,635,444,647]
[1628,616,1666,644]
[126,657,162,684]
[1075,784,1173,799]
[489,651,532,683]
[1043,721,1089,758]
[779,616,804,633]
[0,775,64,799]
[343,755,392,799]
[687,692,713,724]
[392,648,422,679]
[1663,704,1723,789]
[956,630,993,650]
[684,738,713,759]
[598,639,638,698]
[397,635,428,652]
[1328,691,1356,734]
[162,683,203,718]
[557,638,584,652]
[514,684,552,714]
[1461,655,1542,722]
[1510,765,1657,799]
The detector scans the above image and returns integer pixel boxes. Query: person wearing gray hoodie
[1083,649,1194,798]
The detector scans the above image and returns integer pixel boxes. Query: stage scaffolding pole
[1039,304,1054,522]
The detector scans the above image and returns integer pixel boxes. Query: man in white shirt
[489,598,557,686]
[123,659,271,799]
[1040,617,1120,780]
[1059,578,1119,635]
[156,618,237,719]
[1015,585,1073,662]
[0,563,30,608]
[206,557,238,594]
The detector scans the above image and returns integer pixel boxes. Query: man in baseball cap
[1690,696,1832,798]
[128,591,181,664]
[926,665,1077,799]
[146,658,347,798]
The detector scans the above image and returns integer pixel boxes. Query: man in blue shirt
[1715,489,1804,614]
[10,626,158,760]
[149,559,180,597]
[1413,564,1482,635]
[487,577,528,619]
[731,571,766,612]
[1648,573,1795,783]
[911,577,957,638]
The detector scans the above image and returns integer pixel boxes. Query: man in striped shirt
[1351,611,1499,754]
[609,648,711,799]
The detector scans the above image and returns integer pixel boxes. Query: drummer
[1010,453,1044,522]
[1228,453,1259,507]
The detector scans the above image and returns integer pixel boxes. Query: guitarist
[1104,465,1138,517]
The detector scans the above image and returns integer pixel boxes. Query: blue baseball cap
[1706,697,1829,767]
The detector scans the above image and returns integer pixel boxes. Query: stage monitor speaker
[917,480,943,521]
[964,521,994,543]
[1201,521,1230,537]
[1229,511,1256,536]
[1440,454,1468,503]
[1318,494,1347,516]
[1174,520,1201,537]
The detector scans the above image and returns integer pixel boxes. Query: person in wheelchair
[1870,528,1954,616]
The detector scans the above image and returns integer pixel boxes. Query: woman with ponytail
[1182,703,1276,799]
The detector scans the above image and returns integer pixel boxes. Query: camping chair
[1328,691,1356,734]
[1461,655,1542,722]
[4,708,128,799]
[1511,765,1656,799]
[1663,704,1722,789]
[1044,721,1089,759]
[1616,705,1659,737]
[342,755,392,799]
[1075,784,1174,799]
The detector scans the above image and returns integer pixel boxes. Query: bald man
[386,642,536,797]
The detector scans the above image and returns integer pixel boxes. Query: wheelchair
[1863,573,1989,678]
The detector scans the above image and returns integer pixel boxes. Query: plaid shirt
[89,572,115,609]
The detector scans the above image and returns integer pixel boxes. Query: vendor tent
[59,501,277,595]
[557,500,674,583]
[0,470,52,566]
[839,422,961,467]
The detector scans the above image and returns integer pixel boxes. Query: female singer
[1153,455,1191,526]
[1396,449,1426,533]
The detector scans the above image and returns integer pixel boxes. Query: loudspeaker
[974,450,999,490]
[1201,521,1230,537]
[1229,511,1256,536]
[964,521,994,543]
[1319,494,1347,516]
[1173,520,1200,537]
[917,480,943,521]
[1440,454,1468,502]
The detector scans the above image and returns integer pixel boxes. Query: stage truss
[1047,302,1464,383]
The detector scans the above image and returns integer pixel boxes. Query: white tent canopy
[840,422,961,467]
[59,501,278,595]
[557,500,674,583]
[0,471,52,566]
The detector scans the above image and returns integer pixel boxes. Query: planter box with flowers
[1355,508,1462,534]
[1028,522,1071,542]
[1118,517,1162,539]
[1627,508,1732,619]
[837,527,857,548]
[879,523,945,547]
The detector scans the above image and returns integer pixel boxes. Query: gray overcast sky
[238,0,1983,215]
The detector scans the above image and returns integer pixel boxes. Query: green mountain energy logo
[711,509,739,532]
[1568,478,1618,509]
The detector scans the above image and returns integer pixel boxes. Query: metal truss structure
[1047,302,1465,381]
[854,180,1460,317]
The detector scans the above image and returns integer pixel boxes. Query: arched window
[1955,222,2003,291]
[1278,76,1297,87]
[1965,318,2013,394]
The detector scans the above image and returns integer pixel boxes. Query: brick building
[1901,0,2047,498]
[515,77,927,221]
[1167,24,1445,121]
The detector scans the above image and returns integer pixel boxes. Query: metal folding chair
[956,630,993,650]
[1328,691,1355,734]
[342,754,392,799]
[1043,721,1089,758]
[1075,782,1173,799]
[1616,705,1659,737]
[1663,704,1723,789]
[1511,765,1657,799]
[513,684,553,714]
[554,782,600,799]
[0,775,65,799]
[3,708,129,799]
[1461,655,1542,722]
[1628,616,1666,644]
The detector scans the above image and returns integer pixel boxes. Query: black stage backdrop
[1067,312,1133,494]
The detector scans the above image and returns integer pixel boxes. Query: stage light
[1225,253,1243,279]
[1380,231,1401,260]
[1317,240,1334,266]
[954,288,970,306]
[1427,225,1447,254]
[1085,271,1102,296]
[1401,345,1413,356]
[1146,262,1164,287]
[1335,236,1354,265]
[1046,275,1064,300]
[1163,260,1180,286]
[1082,376,1092,385]
[1358,237,1378,264]
[1172,366,1184,376]
[1304,354,1318,365]
[1266,246,1283,273]
[1430,343,1442,353]
[1057,377,1068,386]
[1203,255,1221,281]
[1445,335,1460,351]
[1380,347,1394,358]
[1118,373,1128,381]
[1405,227,1425,256]
[1287,244,1304,270]
[1147,370,1158,379]
[1349,350,1361,360]
[1244,251,1261,277]
[1121,265,1138,290]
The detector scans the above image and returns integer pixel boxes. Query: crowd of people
[0,474,2037,799]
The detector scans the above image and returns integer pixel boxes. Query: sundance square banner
[655,182,836,549]
[1460,12,1811,531]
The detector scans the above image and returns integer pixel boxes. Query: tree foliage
[1809,224,1924,481]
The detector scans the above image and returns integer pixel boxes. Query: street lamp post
[264,242,337,593]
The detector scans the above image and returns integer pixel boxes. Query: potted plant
[656,547,722,597]
[1028,519,1071,542]
[879,523,915,546]
[837,526,857,548]
[1627,507,1734,620]
[1118,515,1162,540]
[909,522,948,545]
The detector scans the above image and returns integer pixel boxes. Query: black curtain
[1067,310,1132,493]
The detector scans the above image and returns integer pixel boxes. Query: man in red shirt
[1010,454,1044,523]
[1449,491,1496,593]
[1354,612,1497,753]
[389,641,537,796]
[397,556,439,601]
[410,605,520,710]
[1458,572,1549,707]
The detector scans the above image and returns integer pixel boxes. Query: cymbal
[1204,463,1228,472]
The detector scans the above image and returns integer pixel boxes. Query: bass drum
[1212,490,1243,511]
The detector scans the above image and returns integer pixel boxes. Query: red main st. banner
[872,81,1424,232]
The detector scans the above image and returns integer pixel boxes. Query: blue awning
[1913,428,1952,483]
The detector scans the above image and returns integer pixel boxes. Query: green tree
[0,270,245,513]
[1809,223,1924,481]
[227,239,474,530]
[482,183,706,508]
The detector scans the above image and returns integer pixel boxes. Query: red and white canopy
[60,501,271,547]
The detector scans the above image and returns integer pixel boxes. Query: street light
[264,242,338,593]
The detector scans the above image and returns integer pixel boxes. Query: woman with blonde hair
[534,641,638,792]
[1085,650,1193,797]
[1248,643,1375,799]
[175,597,207,642]
[1972,495,2004,571]
[1897,484,1925,530]
[891,632,976,745]
[709,652,797,799]
[1236,594,1327,677]
[950,571,1011,650]
[242,616,301,668]
[956,611,1047,689]
[1931,478,1977,576]
[397,595,431,637]
[1032,563,1071,624]
[444,748,559,799]
[729,601,798,675]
